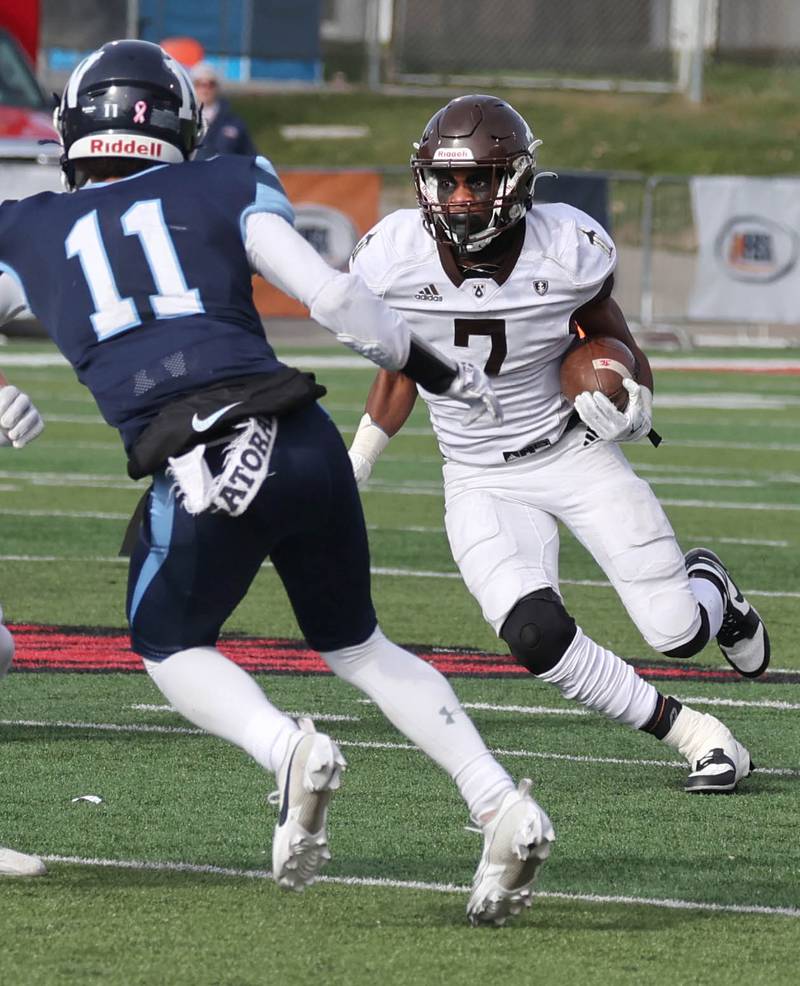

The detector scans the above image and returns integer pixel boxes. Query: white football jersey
[350,203,616,466]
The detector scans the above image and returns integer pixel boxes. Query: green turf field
[0,339,798,985]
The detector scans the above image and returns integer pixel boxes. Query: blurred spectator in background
[190,62,257,159]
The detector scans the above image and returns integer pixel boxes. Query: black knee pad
[661,605,710,660]
[500,588,577,675]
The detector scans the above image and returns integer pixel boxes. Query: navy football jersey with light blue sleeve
[0,155,293,448]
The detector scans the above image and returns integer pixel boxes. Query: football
[560,336,637,410]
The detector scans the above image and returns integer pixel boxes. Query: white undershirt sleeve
[244,211,410,370]
[0,273,30,327]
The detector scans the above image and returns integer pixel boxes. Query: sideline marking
[39,853,800,918]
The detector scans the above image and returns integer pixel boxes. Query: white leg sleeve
[689,577,724,638]
[539,627,659,730]
[0,621,13,678]
[144,647,299,776]
[322,627,514,820]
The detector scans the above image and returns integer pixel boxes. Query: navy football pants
[126,403,378,659]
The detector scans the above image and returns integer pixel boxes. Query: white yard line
[363,483,800,510]
[1,718,797,777]
[0,508,131,520]
[672,696,800,711]
[0,510,791,550]
[35,853,800,918]
[465,697,800,714]
[0,553,796,598]
[353,430,800,451]
[36,415,106,425]
[127,704,360,722]
[6,351,800,373]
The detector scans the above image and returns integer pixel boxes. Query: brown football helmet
[411,94,541,253]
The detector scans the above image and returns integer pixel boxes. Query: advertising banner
[689,176,800,323]
[253,170,381,317]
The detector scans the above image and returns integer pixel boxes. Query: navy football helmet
[411,94,542,253]
[54,39,203,189]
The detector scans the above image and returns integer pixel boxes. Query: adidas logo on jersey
[583,427,600,447]
[414,283,442,302]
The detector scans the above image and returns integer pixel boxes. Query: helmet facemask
[411,94,543,253]
[413,152,537,253]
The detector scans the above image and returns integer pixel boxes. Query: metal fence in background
[39,0,129,62]
[36,1,800,96]
[388,0,679,92]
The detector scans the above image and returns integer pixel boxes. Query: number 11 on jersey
[66,198,204,340]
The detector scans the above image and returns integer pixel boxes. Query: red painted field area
[9,624,792,682]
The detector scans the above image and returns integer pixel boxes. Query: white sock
[322,627,514,820]
[539,627,659,729]
[689,577,724,638]
[144,647,299,775]
[661,706,732,763]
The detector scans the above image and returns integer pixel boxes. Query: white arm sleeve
[245,211,410,370]
[0,273,31,327]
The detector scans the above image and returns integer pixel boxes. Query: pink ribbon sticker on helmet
[133,101,148,124]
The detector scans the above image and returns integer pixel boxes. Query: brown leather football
[560,336,636,410]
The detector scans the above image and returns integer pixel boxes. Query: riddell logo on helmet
[433,148,474,161]
[88,138,163,157]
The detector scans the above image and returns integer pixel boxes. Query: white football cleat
[269,718,346,892]
[664,707,752,794]
[0,846,47,877]
[467,779,555,927]
[685,547,770,678]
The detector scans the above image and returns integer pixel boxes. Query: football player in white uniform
[349,94,770,796]
[0,370,47,876]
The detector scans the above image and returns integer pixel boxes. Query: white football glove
[348,413,390,488]
[573,378,653,443]
[0,385,44,448]
[445,361,503,426]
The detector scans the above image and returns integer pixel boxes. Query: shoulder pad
[536,203,617,288]
[349,210,429,287]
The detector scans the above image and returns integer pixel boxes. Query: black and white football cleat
[685,745,753,794]
[685,547,770,678]
[664,707,753,794]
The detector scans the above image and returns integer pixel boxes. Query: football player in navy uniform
[0,370,47,876]
[0,43,554,924]
[349,95,770,796]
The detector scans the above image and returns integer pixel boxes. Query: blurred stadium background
[2,0,800,349]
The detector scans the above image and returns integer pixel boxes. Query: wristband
[350,413,390,467]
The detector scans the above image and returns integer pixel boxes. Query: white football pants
[443,427,701,653]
